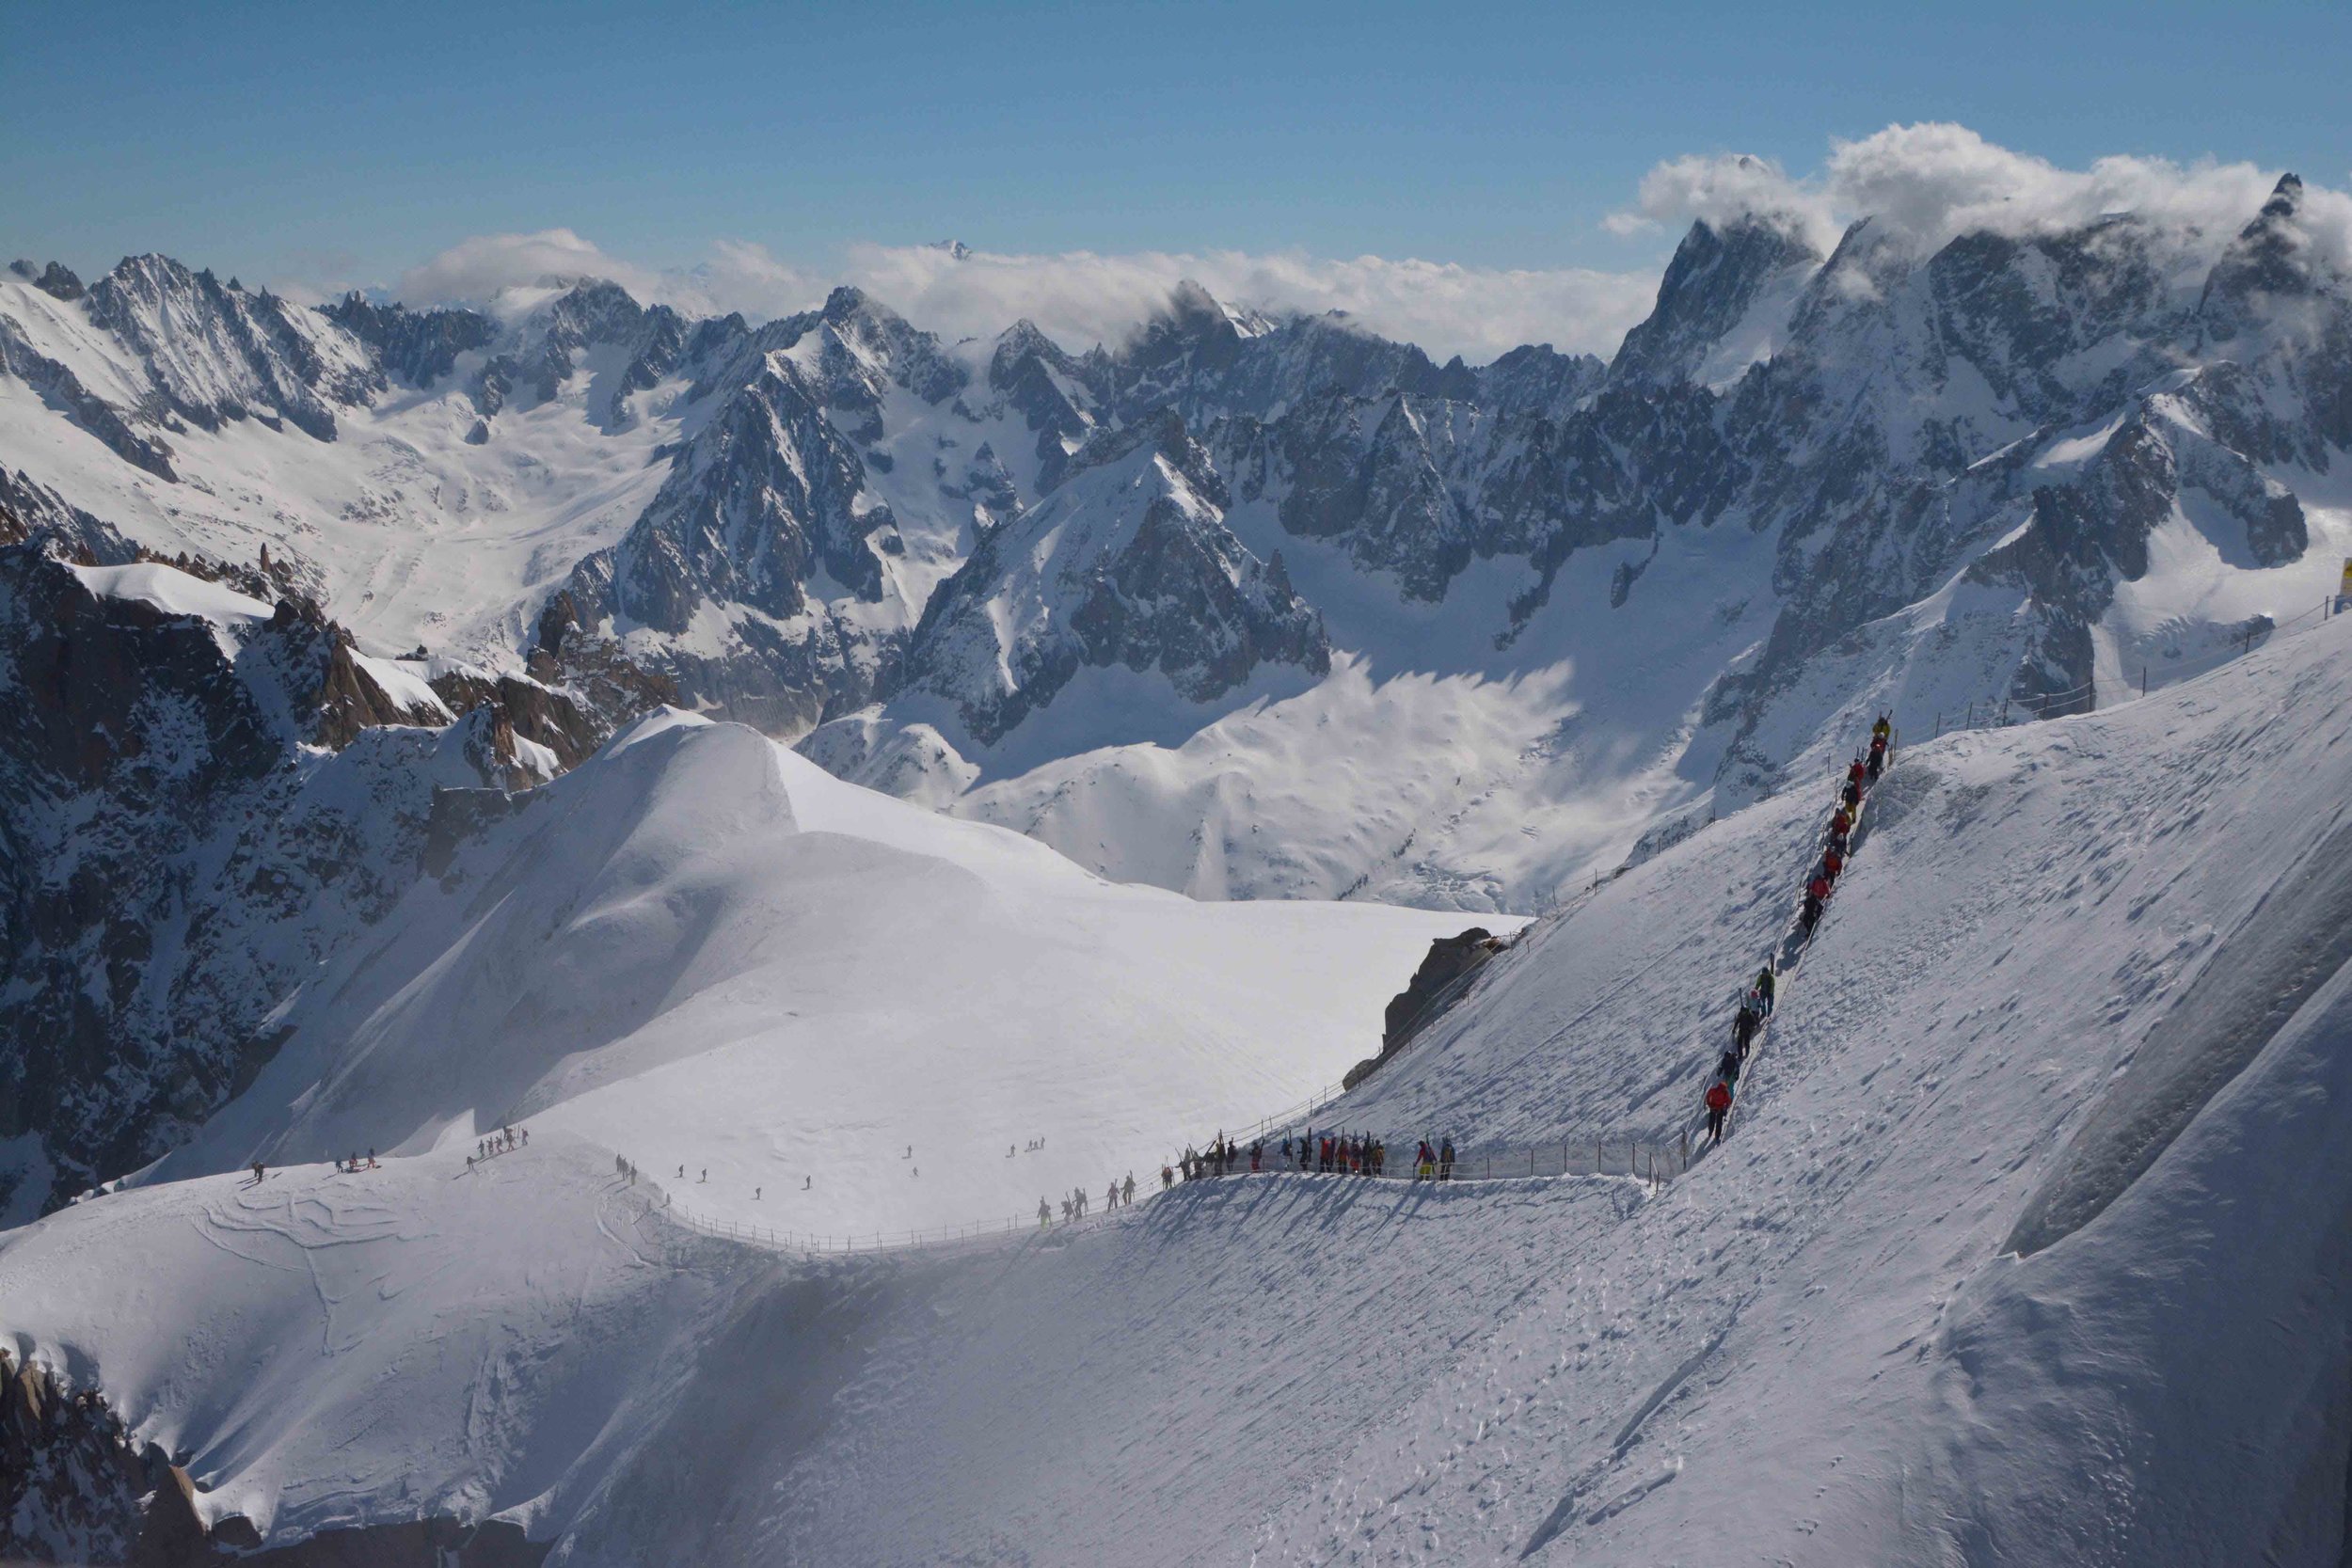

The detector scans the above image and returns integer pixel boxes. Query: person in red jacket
[1802,874,1832,932]
[1847,757,1867,789]
[1822,847,1844,881]
[1705,1079,1733,1144]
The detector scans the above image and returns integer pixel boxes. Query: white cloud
[1605,123,2348,270]
[393,229,672,309]
[835,243,1658,362]
[1607,152,1841,253]
[376,127,2349,372]
[384,231,1658,364]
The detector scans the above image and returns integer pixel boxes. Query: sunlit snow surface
[138,710,1486,1243]
[10,619,2352,1562]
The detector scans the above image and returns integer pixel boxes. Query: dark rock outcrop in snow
[0,1341,548,1567]
[8,259,87,301]
[0,537,490,1214]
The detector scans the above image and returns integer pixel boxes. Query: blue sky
[4,0,2346,356]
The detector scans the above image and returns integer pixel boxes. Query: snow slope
[10,612,2351,1563]
[0,1136,736,1546]
[138,709,1486,1243]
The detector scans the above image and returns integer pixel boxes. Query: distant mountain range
[3,176,2348,1201]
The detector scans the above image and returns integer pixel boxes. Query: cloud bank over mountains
[362,124,2345,366]
[1607,122,2351,267]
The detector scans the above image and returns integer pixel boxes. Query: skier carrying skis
[1039,1198,1052,1228]
[1732,1003,1760,1057]
[1755,966,1775,1011]
[1705,1079,1733,1144]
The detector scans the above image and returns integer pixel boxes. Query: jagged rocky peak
[1057,405,1229,503]
[988,318,1081,386]
[80,252,379,440]
[893,400,1326,748]
[8,260,84,301]
[1105,279,1255,404]
[1473,342,1608,418]
[984,319,1099,487]
[320,292,499,389]
[1611,210,1823,386]
[809,283,968,405]
[2201,173,2339,335]
[474,277,685,415]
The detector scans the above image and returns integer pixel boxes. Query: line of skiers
[1166,1129,1462,1181]
[467,1125,527,1168]
[1040,1174,1138,1227]
[1708,715,1892,1145]
[1177,1134,1259,1179]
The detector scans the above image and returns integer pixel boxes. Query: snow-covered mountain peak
[78,251,377,440]
[866,400,1325,756]
[1054,404,1227,504]
[1610,212,1823,386]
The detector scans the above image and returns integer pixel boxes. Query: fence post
[1596,1135,1602,1173]
[1681,1127,1690,1167]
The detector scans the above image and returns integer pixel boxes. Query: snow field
[0,1134,734,1545]
[141,710,1491,1245]
[618,615,2352,1563]
[7,622,2352,1561]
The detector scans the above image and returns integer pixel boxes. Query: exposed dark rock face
[896,411,1329,746]
[9,259,87,301]
[84,255,374,441]
[1341,927,1508,1089]
[0,471,140,562]
[0,1344,547,1567]
[428,666,604,782]
[1383,927,1502,1050]
[554,289,970,734]
[1610,210,1820,386]
[0,542,476,1213]
[320,293,498,389]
